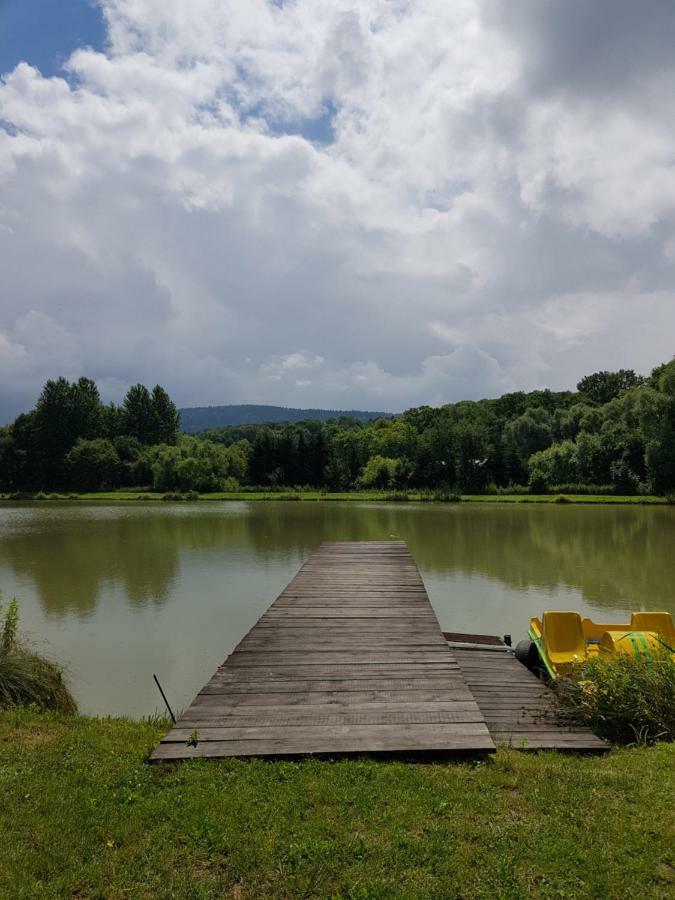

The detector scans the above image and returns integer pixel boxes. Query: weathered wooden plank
[150,732,496,760]
[174,707,488,730]
[235,644,449,654]
[185,699,479,717]
[260,609,437,618]
[442,632,505,645]
[272,600,431,607]
[162,722,492,743]
[250,624,443,634]
[228,651,455,665]
[157,721,492,746]
[191,689,476,707]
[199,677,469,694]
[206,666,460,681]
[236,636,448,647]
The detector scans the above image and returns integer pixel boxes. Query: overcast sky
[1,0,674,421]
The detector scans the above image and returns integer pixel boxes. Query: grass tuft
[0,592,76,714]
[0,651,77,713]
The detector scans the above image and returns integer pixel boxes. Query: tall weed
[555,649,674,745]
[0,593,19,653]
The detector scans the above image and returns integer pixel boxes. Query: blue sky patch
[0,0,106,78]
[243,98,337,145]
[294,100,337,144]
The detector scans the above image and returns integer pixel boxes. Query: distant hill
[179,404,393,433]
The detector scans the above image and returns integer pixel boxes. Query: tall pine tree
[122,384,154,444]
[34,378,76,488]
[150,385,180,445]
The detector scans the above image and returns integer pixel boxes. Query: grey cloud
[1,2,674,422]
[483,0,675,97]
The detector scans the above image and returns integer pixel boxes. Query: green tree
[122,384,154,444]
[226,440,250,484]
[34,378,77,488]
[324,428,371,489]
[150,385,180,445]
[113,435,149,486]
[64,438,121,491]
[70,377,103,439]
[249,429,277,486]
[646,426,675,494]
[574,432,610,485]
[577,369,644,405]
[151,437,234,492]
[645,360,675,492]
[610,458,643,494]
[358,455,401,489]
[503,408,553,483]
[528,441,579,492]
[102,402,123,439]
[0,426,18,491]
[455,425,491,492]
[554,403,593,441]
[419,420,456,487]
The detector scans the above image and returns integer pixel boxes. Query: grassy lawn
[0,491,669,505]
[0,712,673,898]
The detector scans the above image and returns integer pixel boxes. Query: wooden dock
[454,648,607,752]
[151,541,495,759]
[151,541,607,760]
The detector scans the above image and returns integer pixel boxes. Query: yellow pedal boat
[516,610,675,679]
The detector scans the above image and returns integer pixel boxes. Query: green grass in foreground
[0,712,673,898]
[0,490,669,504]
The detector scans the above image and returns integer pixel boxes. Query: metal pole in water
[153,673,176,723]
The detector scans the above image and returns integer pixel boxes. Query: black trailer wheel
[515,639,538,670]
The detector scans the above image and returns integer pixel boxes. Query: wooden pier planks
[453,649,608,752]
[151,541,495,759]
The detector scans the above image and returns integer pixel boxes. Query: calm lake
[1,501,673,718]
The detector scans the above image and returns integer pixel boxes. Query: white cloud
[280,352,324,371]
[0,0,674,420]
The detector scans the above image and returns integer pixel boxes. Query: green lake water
[0,501,673,718]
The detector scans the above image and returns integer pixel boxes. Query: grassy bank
[0,595,76,715]
[0,490,670,505]
[0,711,673,898]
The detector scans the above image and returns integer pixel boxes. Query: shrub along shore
[0,711,673,899]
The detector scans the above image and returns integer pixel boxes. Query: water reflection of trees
[0,509,183,615]
[400,505,675,613]
[242,503,675,613]
[0,503,673,618]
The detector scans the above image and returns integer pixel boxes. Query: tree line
[200,360,675,494]
[1,359,674,494]
[0,378,182,491]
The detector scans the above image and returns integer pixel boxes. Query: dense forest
[1,359,675,494]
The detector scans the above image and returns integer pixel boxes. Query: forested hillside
[1,360,674,494]
[179,404,391,432]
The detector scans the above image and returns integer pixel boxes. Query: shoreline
[0,490,669,505]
